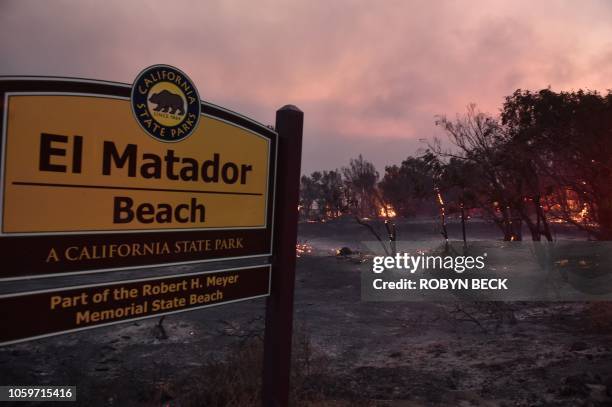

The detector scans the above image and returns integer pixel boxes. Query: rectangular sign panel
[0,265,271,346]
[4,95,269,232]
[0,76,277,280]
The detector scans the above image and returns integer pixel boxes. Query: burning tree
[379,156,437,218]
[433,105,530,241]
[501,89,612,240]
[435,156,481,245]
[342,155,399,255]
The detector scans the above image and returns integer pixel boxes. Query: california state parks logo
[131,65,201,142]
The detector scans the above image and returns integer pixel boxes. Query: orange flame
[379,204,397,218]
[575,203,589,222]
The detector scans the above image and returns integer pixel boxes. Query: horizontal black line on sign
[12,182,264,196]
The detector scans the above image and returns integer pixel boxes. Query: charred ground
[0,218,611,406]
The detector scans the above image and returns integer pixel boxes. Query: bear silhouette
[149,90,185,115]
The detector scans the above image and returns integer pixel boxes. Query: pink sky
[2,0,612,174]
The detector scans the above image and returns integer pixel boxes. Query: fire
[296,242,313,257]
[545,188,596,225]
[578,203,589,219]
[379,204,397,218]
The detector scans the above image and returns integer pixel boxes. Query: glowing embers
[296,242,313,257]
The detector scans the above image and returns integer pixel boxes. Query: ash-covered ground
[1,218,612,406]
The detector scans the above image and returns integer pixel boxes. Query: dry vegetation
[172,325,367,407]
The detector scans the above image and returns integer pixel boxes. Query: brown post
[262,105,303,407]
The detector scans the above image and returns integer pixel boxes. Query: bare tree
[433,104,551,241]
[342,154,379,218]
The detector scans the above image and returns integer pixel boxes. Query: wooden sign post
[263,105,303,407]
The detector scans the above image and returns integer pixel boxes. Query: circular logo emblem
[131,65,201,142]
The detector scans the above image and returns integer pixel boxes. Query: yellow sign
[2,94,271,233]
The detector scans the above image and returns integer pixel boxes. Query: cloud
[2,0,612,174]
